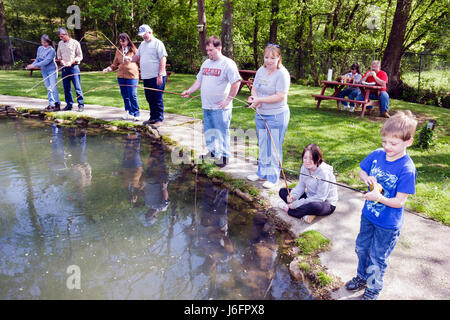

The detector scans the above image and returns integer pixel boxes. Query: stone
[289,257,305,282]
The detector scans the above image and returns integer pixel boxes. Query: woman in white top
[246,44,291,189]
[278,144,338,223]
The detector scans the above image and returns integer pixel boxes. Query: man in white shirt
[128,25,167,127]
[181,36,241,168]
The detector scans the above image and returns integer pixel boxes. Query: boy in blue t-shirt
[345,110,418,300]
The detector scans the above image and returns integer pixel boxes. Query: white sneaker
[247,174,260,181]
[263,181,277,189]
[277,200,289,212]
[122,112,130,120]
[349,106,355,113]
[133,116,140,121]
[303,215,316,224]
[341,105,349,111]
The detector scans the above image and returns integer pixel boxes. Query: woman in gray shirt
[246,44,291,189]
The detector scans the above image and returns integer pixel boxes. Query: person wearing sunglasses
[246,44,291,189]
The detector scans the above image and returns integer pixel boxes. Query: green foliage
[295,230,330,256]
[316,270,332,287]
[414,124,434,150]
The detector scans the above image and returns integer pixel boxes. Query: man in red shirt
[356,60,390,118]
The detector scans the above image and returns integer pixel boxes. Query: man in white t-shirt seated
[181,36,241,168]
[128,24,168,127]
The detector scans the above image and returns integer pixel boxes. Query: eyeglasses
[266,43,280,48]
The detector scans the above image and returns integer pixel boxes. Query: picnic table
[238,69,257,93]
[312,80,384,117]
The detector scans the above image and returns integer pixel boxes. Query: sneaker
[345,276,367,291]
[143,119,158,126]
[150,121,163,128]
[303,215,316,224]
[247,174,260,181]
[360,288,379,300]
[77,105,84,112]
[133,116,140,122]
[277,200,289,212]
[216,156,228,168]
[341,105,349,111]
[380,111,390,118]
[54,102,61,111]
[262,181,277,189]
[349,106,355,112]
[122,113,130,120]
[63,105,73,111]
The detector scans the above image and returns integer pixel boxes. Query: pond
[0,117,311,300]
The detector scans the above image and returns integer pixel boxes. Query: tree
[221,0,234,59]
[0,0,12,65]
[381,0,413,97]
[381,0,448,97]
[197,0,207,57]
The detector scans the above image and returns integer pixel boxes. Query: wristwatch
[158,73,163,76]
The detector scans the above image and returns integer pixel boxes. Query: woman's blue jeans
[118,78,140,117]
[203,108,232,159]
[255,110,290,183]
[42,68,60,106]
[355,215,400,295]
[338,88,360,107]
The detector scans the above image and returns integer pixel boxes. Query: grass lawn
[1,70,449,225]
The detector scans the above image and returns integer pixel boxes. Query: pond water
[0,118,311,300]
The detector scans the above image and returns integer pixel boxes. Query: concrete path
[1,94,449,300]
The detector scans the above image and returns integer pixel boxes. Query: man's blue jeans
[203,108,232,159]
[355,215,400,295]
[143,76,166,122]
[42,68,60,106]
[356,91,390,113]
[338,88,360,107]
[118,78,140,117]
[61,65,83,107]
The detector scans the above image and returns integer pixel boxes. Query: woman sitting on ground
[278,144,338,223]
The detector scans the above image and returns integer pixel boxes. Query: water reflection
[0,118,310,300]
[121,133,144,204]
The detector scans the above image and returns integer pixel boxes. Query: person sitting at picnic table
[103,33,141,121]
[278,144,338,224]
[246,43,291,189]
[26,35,60,112]
[355,60,390,118]
[338,63,362,112]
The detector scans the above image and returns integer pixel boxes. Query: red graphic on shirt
[202,68,222,77]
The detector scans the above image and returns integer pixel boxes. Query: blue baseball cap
[138,24,152,36]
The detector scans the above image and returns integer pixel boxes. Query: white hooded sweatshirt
[290,162,338,209]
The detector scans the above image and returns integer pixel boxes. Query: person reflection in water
[198,181,234,274]
[241,212,278,298]
[121,133,144,204]
[141,140,169,226]
[50,123,67,180]
[67,127,92,190]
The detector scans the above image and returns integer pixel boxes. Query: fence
[1,36,448,95]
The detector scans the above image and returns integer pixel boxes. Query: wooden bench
[313,81,384,117]
[28,59,41,76]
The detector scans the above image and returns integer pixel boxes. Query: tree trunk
[308,15,319,86]
[381,0,413,98]
[269,0,279,44]
[0,0,12,66]
[295,0,306,79]
[197,0,207,58]
[252,1,260,69]
[221,0,233,59]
